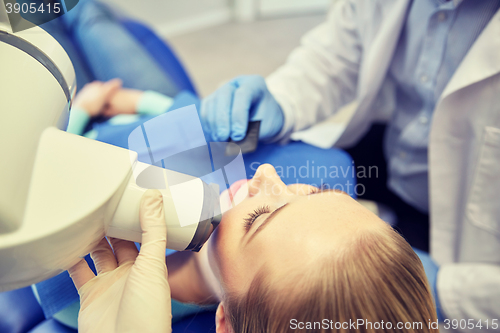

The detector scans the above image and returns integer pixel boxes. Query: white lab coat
[266,0,500,330]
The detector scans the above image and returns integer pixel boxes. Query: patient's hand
[73,79,122,117]
[103,88,144,117]
[68,190,171,333]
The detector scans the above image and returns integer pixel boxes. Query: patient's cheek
[220,189,232,213]
[207,219,237,288]
[232,182,249,206]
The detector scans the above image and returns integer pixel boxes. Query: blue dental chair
[0,4,355,332]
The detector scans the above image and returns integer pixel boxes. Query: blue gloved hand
[414,248,444,321]
[200,75,284,142]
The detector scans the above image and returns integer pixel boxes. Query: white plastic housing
[108,161,205,251]
[0,128,133,291]
[0,25,76,234]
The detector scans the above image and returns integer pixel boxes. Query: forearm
[137,91,174,116]
[266,0,361,140]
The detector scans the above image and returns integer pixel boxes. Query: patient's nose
[249,164,287,197]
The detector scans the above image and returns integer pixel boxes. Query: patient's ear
[215,302,233,333]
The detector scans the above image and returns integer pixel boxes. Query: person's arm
[137,91,175,116]
[266,0,362,141]
[103,89,174,118]
[67,79,122,135]
[438,264,500,333]
[199,0,362,143]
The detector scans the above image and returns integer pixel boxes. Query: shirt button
[419,116,429,124]
[399,151,407,159]
[438,12,447,22]
[420,75,428,83]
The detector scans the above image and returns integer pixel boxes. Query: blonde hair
[224,225,438,332]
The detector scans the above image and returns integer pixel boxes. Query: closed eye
[243,205,271,231]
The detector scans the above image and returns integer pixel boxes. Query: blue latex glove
[414,248,444,321]
[200,75,284,142]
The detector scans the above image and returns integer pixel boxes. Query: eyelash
[309,184,327,194]
[309,187,320,194]
[242,185,326,231]
[243,205,271,231]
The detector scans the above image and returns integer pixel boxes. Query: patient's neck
[166,251,220,304]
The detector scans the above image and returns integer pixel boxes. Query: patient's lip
[229,179,248,200]
[220,179,250,213]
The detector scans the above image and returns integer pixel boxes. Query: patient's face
[207,164,386,295]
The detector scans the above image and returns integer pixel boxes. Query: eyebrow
[310,188,348,196]
[247,203,290,242]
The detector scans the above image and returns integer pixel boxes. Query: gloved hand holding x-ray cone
[69,190,171,333]
[201,75,285,142]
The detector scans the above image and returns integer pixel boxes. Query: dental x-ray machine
[0,1,223,292]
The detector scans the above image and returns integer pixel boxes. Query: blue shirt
[384,0,500,212]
